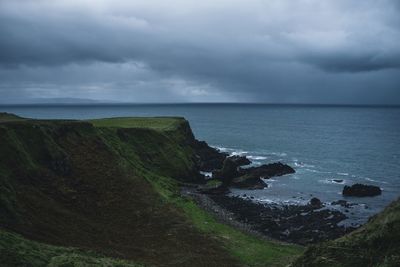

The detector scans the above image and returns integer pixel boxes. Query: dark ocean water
[1,103,399,225]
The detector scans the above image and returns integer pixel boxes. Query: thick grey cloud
[0,0,399,103]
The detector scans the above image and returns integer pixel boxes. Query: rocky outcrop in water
[193,140,228,172]
[342,183,382,197]
[211,156,295,190]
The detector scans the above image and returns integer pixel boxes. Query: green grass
[0,115,303,267]
[89,117,185,131]
[92,118,304,266]
[0,229,142,267]
[206,179,223,188]
[178,200,303,267]
[141,167,303,267]
[0,112,24,122]
[292,198,400,267]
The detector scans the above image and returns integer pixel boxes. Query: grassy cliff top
[89,117,186,131]
[0,112,24,122]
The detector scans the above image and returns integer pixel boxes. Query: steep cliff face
[0,115,238,266]
[293,197,400,267]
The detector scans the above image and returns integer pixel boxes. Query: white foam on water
[247,155,267,160]
[364,177,388,184]
[294,162,316,168]
[337,172,349,176]
[231,150,248,156]
[305,168,332,174]
[268,152,287,157]
[319,178,346,185]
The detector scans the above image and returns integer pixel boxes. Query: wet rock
[238,162,295,179]
[212,157,241,184]
[228,155,251,166]
[310,197,323,209]
[343,184,382,197]
[331,200,355,208]
[209,194,355,245]
[193,140,227,172]
[232,176,267,189]
[332,179,343,183]
[198,185,230,195]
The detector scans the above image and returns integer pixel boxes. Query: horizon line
[1,102,400,107]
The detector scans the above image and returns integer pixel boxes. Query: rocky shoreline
[182,186,356,245]
[188,140,383,245]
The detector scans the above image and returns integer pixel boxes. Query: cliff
[0,113,301,267]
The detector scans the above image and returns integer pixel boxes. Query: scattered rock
[193,140,227,172]
[237,162,295,180]
[232,176,267,189]
[228,155,251,166]
[310,197,323,209]
[209,194,355,245]
[342,184,382,197]
[198,186,230,195]
[212,157,241,184]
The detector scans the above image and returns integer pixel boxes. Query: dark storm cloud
[0,0,399,103]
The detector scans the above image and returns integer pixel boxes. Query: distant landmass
[0,98,117,105]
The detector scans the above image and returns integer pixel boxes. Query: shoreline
[182,185,357,245]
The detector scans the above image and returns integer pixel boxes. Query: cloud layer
[1,0,400,103]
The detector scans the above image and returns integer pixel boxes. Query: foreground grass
[293,198,400,267]
[0,229,141,267]
[142,171,303,267]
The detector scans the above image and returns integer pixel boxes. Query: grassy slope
[0,114,302,266]
[0,112,24,122]
[292,198,400,267]
[0,229,141,267]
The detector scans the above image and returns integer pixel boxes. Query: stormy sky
[1,0,400,104]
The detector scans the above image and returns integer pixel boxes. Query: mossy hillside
[0,229,141,267]
[0,115,303,266]
[292,198,400,267]
[91,117,201,182]
[0,118,239,266]
[0,112,24,122]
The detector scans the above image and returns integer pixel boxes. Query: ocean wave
[293,162,315,168]
[319,178,346,185]
[231,151,249,156]
[268,152,287,157]
[212,145,250,156]
[247,155,267,160]
[337,172,349,176]
[304,168,332,174]
[364,177,388,184]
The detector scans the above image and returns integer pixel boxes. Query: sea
[1,103,399,225]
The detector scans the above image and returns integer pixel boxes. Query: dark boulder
[228,155,251,167]
[232,176,268,189]
[193,140,227,172]
[310,197,323,209]
[212,157,241,185]
[331,200,354,208]
[332,179,343,183]
[342,184,382,197]
[238,162,295,179]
